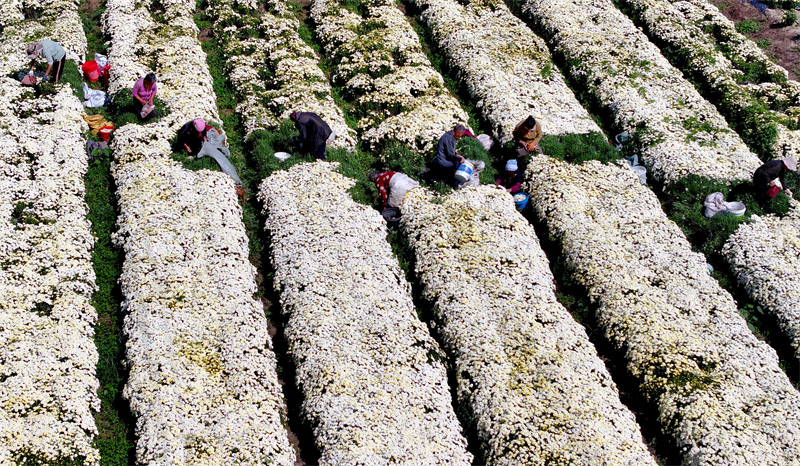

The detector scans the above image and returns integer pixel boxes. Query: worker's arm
[44,64,52,79]
[29,59,36,71]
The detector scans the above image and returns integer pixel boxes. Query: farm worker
[427,124,468,186]
[132,73,158,120]
[175,119,219,154]
[753,156,797,204]
[290,112,332,160]
[369,170,420,209]
[26,40,66,83]
[495,159,522,194]
[512,115,543,158]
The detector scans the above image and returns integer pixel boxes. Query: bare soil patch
[712,0,800,80]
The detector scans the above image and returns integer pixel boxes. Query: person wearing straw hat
[495,159,522,194]
[753,156,797,204]
[175,119,219,154]
[27,40,66,83]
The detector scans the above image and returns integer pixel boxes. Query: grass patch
[539,132,619,164]
[84,149,137,465]
[736,19,763,34]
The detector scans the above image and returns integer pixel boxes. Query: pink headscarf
[194,119,206,132]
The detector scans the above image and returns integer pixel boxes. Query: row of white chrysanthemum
[587,0,800,368]
[618,0,800,156]
[104,0,296,463]
[516,0,761,185]
[0,0,86,77]
[399,185,657,465]
[412,0,599,144]
[258,162,472,465]
[209,0,356,148]
[0,82,100,464]
[309,0,469,153]
[722,212,800,363]
[523,156,800,465]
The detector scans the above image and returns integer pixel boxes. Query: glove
[41,75,50,83]
[28,70,34,77]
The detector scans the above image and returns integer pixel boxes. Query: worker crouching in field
[132,73,158,120]
[495,159,522,194]
[426,124,468,186]
[753,156,797,205]
[512,115,543,158]
[175,119,219,154]
[26,40,66,83]
[290,111,332,160]
[369,170,420,210]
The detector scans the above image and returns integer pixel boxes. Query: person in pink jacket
[132,73,158,120]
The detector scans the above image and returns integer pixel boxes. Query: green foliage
[735,19,763,34]
[756,39,772,49]
[764,0,800,8]
[539,132,619,164]
[782,11,797,26]
[84,151,136,465]
[657,175,795,262]
[249,121,314,179]
[457,136,497,184]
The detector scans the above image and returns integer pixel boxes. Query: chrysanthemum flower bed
[514,0,761,185]
[524,155,800,464]
[104,1,295,462]
[400,185,656,465]
[617,0,800,160]
[258,162,472,465]
[0,0,86,76]
[0,82,100,465]
[723,211,800,362]
[208,0,355,148]
[309,0,469,155]
[411,0,599,144]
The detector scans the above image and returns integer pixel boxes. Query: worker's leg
[314,142,326,160]
[54,57,64,83]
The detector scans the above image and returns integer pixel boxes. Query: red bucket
[82,60,99,82]
[98,125,114,141]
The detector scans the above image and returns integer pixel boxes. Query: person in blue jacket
[427,124,467,185]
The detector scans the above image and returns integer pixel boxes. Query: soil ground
[712,0,800,80]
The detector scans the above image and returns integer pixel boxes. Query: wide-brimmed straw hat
[782,156,797,171]
[26,42,43,60]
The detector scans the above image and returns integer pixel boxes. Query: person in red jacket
[369,170,420,209]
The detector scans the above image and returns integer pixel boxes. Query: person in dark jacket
[753,156,797,204]
[495,159,522,193]
[175,119,219,154]
[290,112,332,159]
[427,124,467,185]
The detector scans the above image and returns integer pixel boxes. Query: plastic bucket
[98,125,114,141]
[726,201,746,217]
[82,61,99,82]
[513,192,529,211]
[631,165,647,184]
[454,161,474,183]
[382,208,401,229]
